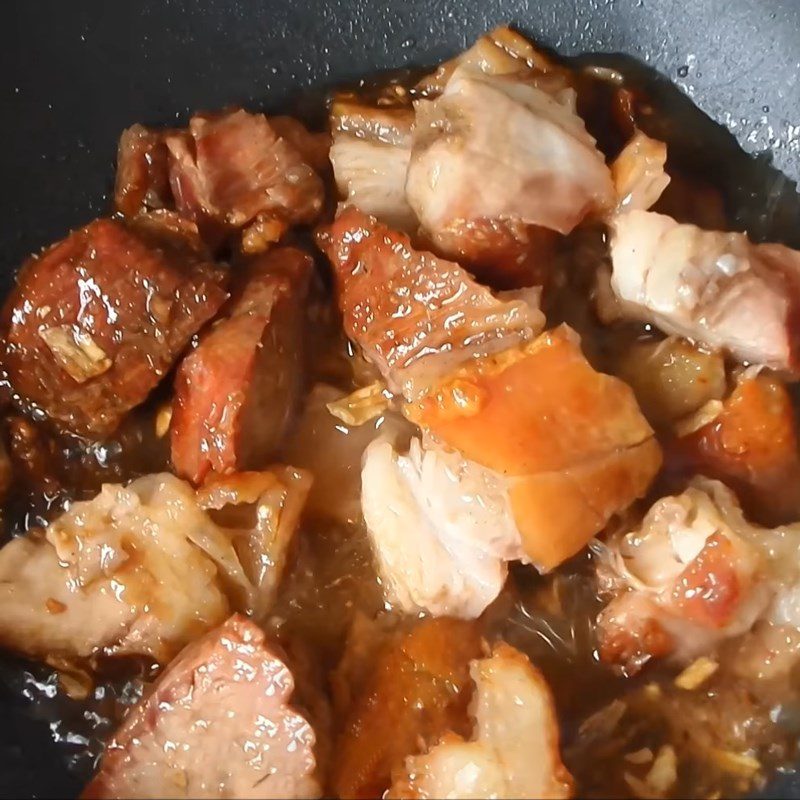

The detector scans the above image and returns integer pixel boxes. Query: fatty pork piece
[329,97,417,230]
[595,477,800,675]
[0,216,227,437]
[416,25,573,97]
[332,617,483,799]
[361,438,526,618]
[0,469,309,663]
[318,208,545,399]
[407,66,613,285]
[390,644,573,800]
[115,109,327,249]
[171,247,312,484]
[83,614,320,800]
[407,325,662,573]
[609,210,800,373]
[676,374,800,525]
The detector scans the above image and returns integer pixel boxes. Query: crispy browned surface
[331,617,483,799]
[678,376,800,524]
[318,207,543,397]
[1,217,227,437]
[171,247,312,484]
[410,326,661,570]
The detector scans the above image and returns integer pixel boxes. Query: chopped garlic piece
[40,325,112,383]
[327,381,390,426]
[674,656,719,690]
[646,745,678,794]
[673,399,724,437]
[625,748,655,765]
[709,748,761,777]
[155,403,173,438]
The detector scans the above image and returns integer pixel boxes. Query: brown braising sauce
[2,52,799,800]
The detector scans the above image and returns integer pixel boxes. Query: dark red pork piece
[83,614,320,799]
[171,247,312,484]
[1,217,227,438]
[114,124,174,217]
[165,109,326,240]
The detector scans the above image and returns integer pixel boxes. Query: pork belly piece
[329,98,416,231]
[83,614,320,800]
[416,25,573,98]
[407,66,613,284]
[609,210,800,373]
[317,208,544,399]
[171,247,312,484]
[390,644,573,800]
[0,470,309,662]
[596,477,800,675]
[1,217,227,437]
[114,124,175,217]
[675,375,800,525]
[361,438,525,618]
[408,325,662,572]
[166,109,325,238]
[269,115,331,173]
[332,617,483,800]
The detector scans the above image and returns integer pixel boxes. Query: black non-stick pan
[1,1,799,797]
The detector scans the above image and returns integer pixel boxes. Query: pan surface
[0,0,799,797]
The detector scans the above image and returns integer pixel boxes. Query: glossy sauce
[2,57,800,800]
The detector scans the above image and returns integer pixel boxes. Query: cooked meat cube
[0,469,309,662]
[390,643,573,799]
[361,438,525,618]
[609,210,800,373]
[1,218,227,437]
[269,115,331,173]
[595,477,800,675]
[83,615,320,800]
[329,98,417,231]
[408,325,662,572]
[317,208,544,399]
[676,375,800,524]
[171,247,312,484]
[0,474,231,662]
[332,617,483,799]
[114,124,174,216]
[166,109,325,235]
[406,67,613,283]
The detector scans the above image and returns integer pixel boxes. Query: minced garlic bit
[40,324,112,383]
[326,381,390,426]
[673,399,724,437]
[647,745,678,794]
[709,748,761,778]
[643,682,662,700]
[624,745,677,799]
[155,402,173,438]
[674,656,719,690]
[625,748,654,765]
